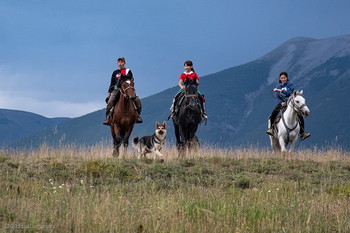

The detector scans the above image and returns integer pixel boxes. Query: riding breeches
[106,89,120,115]
[131,96,142,114]
[269,104,284,126]
[298,114,305,134]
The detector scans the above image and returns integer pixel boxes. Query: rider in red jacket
[170,60,207,119]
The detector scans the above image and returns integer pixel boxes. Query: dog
[132,121,166,159]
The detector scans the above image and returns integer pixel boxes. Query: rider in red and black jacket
[170,60,207,119]
[103,57,142,125]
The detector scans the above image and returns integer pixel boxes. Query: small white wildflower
[50,182,54,185]
[268,190,271,193]
[80,180,84,185]
[276,188,279,191]
[49,179,53,182]
[61,184,65,186]
[53,190,56,194]
[59,186,62,189]
[53,187,56,189]
[90,186,94,188]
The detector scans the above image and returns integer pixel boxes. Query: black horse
[172,78,202,154]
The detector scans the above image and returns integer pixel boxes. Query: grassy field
[0,145,350,232]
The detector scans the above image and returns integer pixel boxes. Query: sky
[1,0,350,118]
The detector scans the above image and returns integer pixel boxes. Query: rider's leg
[298,114,311,140]
[170,91,182,117]
[267,104,281,135]
[131,96,143,123]
[103,90,118,125]
[199,94,208,118]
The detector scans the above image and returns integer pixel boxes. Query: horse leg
[278,136,287,152]
[113,135,122,157]
[289,140,296,152]
[112,126,123,157]
[173,122,182,149]
[122,129,133,157]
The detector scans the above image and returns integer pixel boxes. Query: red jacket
[179,71,199,82]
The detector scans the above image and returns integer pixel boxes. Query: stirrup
[300,132,311,141]
[102,119,110,126]
[136,116,143,124]
[266,128,274,136]
[202,113,208,119]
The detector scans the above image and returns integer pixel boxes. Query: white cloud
[0,91,104,118]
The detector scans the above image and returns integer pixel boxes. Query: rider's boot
[300,132,311,141]
[298,114,311,140]
[266,127,274,136]
[136,115,143,124]
[103,110,111,125]
[266,117,275,136]
[132,96,143,124]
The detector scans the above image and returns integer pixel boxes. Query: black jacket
[108,68,133,93]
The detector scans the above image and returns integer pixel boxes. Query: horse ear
[293,90,297,97]
[156,121,160,127]
[300,90,303,95]
[162,121,166,128]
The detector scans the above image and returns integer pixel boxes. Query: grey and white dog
[132,121,166,159]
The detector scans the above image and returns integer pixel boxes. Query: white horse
[268,90,310,152]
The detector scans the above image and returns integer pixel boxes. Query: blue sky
[1,0,349,117]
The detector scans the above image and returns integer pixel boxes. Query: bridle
[119,82,135,99]
[288,94,307,115]
[280,93,307,144]
[184,84,200,109]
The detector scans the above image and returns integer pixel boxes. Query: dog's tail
[132,136,139,149]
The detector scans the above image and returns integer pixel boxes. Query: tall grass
[0,146,349,232]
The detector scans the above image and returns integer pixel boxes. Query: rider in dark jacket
[267,72,310,140]
[103,57,142,125]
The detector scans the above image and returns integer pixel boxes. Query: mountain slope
[0,109,70,147]
[11,34,350,150]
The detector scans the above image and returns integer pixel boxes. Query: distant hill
[7,34,350,150]
[0,109,70,147]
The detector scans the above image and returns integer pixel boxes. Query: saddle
[274,106,287,124]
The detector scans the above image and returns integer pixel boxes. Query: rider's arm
[178,79,185,90]
[108,70,117,93]
[281,82,294,96]
[195,73,199,85]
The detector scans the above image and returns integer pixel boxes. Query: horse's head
[120,78,136,99]
[184,78,199,109]
[289,90,310,117]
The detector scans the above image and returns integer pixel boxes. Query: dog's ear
[162,121,166,128]
[156,121,160,127]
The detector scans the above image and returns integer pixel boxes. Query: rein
[288,94,306,115]
[281,94,305,144]
[120,86,135,99]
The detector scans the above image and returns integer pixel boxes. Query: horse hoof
[112,150,119,157]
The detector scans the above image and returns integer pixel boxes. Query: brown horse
[110,78,137,157]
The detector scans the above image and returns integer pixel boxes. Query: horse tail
[132,136,139,148]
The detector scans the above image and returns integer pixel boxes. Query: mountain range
[2,34,350,150]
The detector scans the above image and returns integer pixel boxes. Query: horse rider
[103,57,142,125]
[266,72,310,140]
[170,60,207,118]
